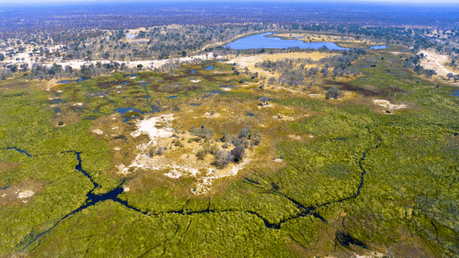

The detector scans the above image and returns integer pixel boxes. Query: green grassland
[0,52,458,257]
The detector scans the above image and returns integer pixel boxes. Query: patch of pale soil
[373,99,406,110]
[419,50,456,77]
[274,158,283,162]
[92,129,104,135]
[18,190,34,198]
[190,79,201,83]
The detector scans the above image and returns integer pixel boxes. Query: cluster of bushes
[215,125,262,168]
[325,87,345,99]
[188,125,262,169]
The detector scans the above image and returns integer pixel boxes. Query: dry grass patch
[229,52,337,80]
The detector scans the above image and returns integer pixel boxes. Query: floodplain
[0,44,459,257]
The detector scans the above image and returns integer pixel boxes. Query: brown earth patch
[0,161,22,174]
[52,109,81,127]
[0,178,46,208]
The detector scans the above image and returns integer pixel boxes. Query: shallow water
[370,45,388,50]
[205,66,214,70]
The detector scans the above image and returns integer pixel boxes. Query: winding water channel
[8,129,381,251]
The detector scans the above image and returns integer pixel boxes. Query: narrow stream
[9,129,381,251]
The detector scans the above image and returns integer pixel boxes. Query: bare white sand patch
[193,158,252,194]
[117,164,129,175]
[92,129,104,135]
[18,190,34,198]
[2,194,6,197]
[123,187,130,192]
[274,158,283,162]
[221,87,232,91]
[190,79,201,83]
[114,147,121,151]
[309,135,314,138]
[112,126,119,130]
[373,99,406,110]
[130,114,174,144]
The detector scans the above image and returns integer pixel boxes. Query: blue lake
[225,33,349,50]
[452,90,459,97]
[205,66,214,70]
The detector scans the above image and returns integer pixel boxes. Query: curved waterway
[9,128,381,251]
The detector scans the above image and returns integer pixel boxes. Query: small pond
[205,66,214,70]
[452,90,459,97]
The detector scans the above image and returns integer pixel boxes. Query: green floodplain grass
[0,52,458,257]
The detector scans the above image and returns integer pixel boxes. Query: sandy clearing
[373,99,406,110]
[92,129,103,135]
[419,50,456,77]
[18,190,34,198]
[130,114,175,145]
